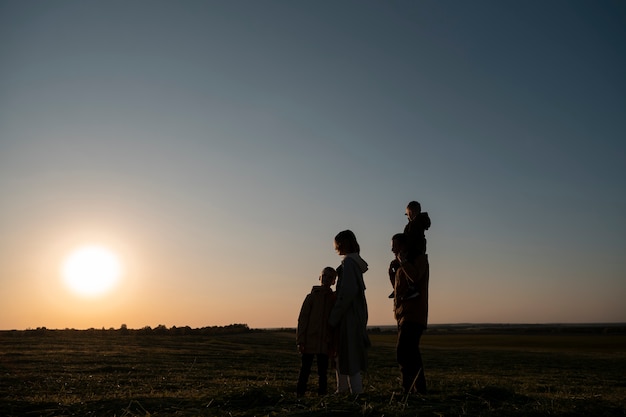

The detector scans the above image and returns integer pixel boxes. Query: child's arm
[296,295,312,351]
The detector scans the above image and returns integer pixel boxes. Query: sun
[62,245,123,297]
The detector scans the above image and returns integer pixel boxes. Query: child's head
[320,267,337,287]
[406,201,421,221]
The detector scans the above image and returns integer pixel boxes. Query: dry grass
[1,328,625,416]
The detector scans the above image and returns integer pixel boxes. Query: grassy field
[1,328,625,416]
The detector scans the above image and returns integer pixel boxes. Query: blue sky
[1,1,624,329]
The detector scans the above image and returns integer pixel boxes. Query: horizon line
[5,322,625,332]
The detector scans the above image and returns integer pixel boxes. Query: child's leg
[297,353,314,396]
[316,354,329,395]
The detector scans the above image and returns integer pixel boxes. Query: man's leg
[413,326,426,393]
[397,321,425,393]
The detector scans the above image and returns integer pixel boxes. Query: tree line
[4,323,251,336]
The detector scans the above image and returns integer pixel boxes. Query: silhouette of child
[296,267,337,397]
[404,200,431,261]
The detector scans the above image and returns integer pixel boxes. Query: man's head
[391,233,407,256]
[320,267,337,286]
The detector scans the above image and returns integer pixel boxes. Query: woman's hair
[334,229,360,254]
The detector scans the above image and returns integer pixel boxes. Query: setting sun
[62,246,123,297]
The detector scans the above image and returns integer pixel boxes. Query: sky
[1,1,625,330]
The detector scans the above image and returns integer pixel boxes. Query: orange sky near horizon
[1,1,625,330]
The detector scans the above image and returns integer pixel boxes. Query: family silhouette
[296,201,431,396]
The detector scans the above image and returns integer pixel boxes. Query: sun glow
[62,246,122,297]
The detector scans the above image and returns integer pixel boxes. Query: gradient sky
[1,1,625,330]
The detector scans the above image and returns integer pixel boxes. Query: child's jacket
[297,286,336,355]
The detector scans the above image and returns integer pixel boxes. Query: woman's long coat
[328,253,370,375]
